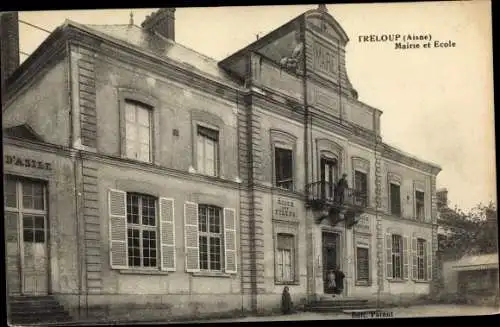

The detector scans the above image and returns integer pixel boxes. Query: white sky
[17,2,495,211]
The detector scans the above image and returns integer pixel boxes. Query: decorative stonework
[374,144,384,292]
[82,159,102,293]
[76,46,97,148]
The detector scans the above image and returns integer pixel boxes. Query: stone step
[306,305,374,312]
[8,295,73,325]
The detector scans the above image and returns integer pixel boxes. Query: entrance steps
[304,296,375,313]
[8,295,73,325]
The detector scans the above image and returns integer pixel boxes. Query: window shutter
[411,237,417,280]
[403,236,409,280]
[224,207,237,274]
[108,189,127,269]
[426,240,432,281]
[160,197,176,271]
[184,201,200,272]
[385,233,393,279]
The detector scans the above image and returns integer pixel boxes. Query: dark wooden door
[322,232,338,293]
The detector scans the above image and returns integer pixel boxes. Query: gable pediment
[305,11,349,45]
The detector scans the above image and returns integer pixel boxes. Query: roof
[383,141,442,173]
[68,21,241,88]
[452,253,499,271]
[3,124,44,142]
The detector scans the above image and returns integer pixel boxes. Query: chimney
[1,11,20,103]
[141,8,175,41]
[436,188,448,209]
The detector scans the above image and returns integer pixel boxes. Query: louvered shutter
[426,240,432,281]
[224,208,237,274]
[385,233,393,279]
[184,201,200,272]
[411,236,417,280]
[108,189,127,269]
[160,197,176,271]
[403,236,409,280]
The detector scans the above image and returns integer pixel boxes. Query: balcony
[306,181,368,227]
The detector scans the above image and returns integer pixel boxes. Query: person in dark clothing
[336,173,349,204]
[332,266,345,297]
[281,286,293,314]
[327,269,336,294]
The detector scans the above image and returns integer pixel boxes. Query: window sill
[413,280,431,284]
[388,279,408,283]
[192,271,233,278]
[355,281,372,287]
[275,281,300,286]
[119,269,169,275]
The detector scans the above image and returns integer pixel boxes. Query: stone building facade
[3,6,441,320]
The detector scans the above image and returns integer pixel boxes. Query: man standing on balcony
[336,173,349,204]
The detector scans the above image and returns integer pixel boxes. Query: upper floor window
[275,147,293,191]
[415,190,425,220]
[125,101,152,162]
[197,125,219,177]
[198,204,223,271]
[390,183,401,216]
[320,157,337,199]
[354,170,368,206]
[126,193,157,268]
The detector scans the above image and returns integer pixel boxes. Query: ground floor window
[356,246,370,283]
[126,193,158,268]
[276,233,295,283]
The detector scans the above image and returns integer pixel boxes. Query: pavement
[184,304,499,323]
[22,304,500,325]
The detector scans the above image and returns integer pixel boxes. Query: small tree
[438,201,498,258]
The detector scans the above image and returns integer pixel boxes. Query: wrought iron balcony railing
[306,181,368,209]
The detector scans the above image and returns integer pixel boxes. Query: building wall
[3,59,70,146]
[3,142,80,295]
[381,218,433,297]
[90,49,239,180]
[380,159,433,221]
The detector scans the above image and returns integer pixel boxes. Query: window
[275,147,293,191]
[198,205,223,271]
[4,178,47,244]
[126,193,157,268]
[391,234,403,279]
[276,233,295,283]
[356,246,370,283]
[354,170,368,206]
[197,125,219,177]
[415,191,425,220]
[416,239,426,280]
[390,183,401,216]
[320,157,337,198]
[125,101,152,162]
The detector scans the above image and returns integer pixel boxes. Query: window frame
[391,234,404,280]
[198,204,224,272]
[351,157,370,207]
[355,244,371,285]
[273,220,299,285]
[274,146,294,191]
[126,192,159,269]
[4,178,48,245]
[196,124,220,177]
[354,169,368,207]
[270,130,297,192]
[389,182,402,217]
[415,189,425,221]
[416,238,427,281]
[275,233,295,283]
[118,89,159,164]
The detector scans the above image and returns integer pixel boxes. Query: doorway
[4,177,49,295]
[322,231,339,293]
